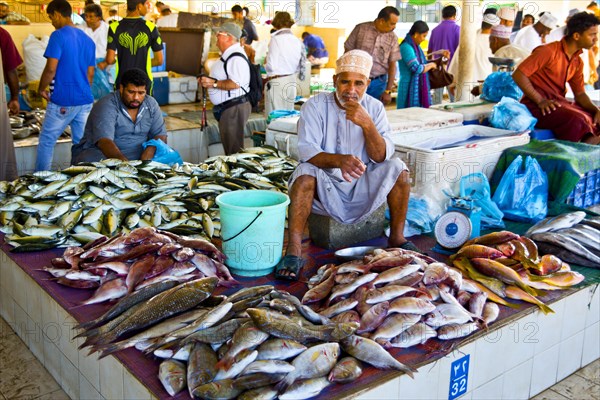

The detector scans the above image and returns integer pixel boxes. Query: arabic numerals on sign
[449,354,470,400]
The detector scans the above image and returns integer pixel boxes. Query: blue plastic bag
[267,110,300,124]
[92,59,113,101]
[460,173,505,229]
[142,139,183,166]
[489,96,537,132]
[492,155,548,223]
[385,195,443,238]
[481,71,523,102]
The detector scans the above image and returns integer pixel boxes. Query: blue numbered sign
[449,354,470,400]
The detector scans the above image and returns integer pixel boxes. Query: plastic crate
[565,168,600,207]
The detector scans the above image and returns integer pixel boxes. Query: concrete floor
[0,316,597,400]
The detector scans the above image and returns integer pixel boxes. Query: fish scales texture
[279,342,340,389]
[340,335,416,377]
[103,277,217,342]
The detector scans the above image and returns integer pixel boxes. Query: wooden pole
[455,0,481,102]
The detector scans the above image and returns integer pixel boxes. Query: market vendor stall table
[0,231,598,399]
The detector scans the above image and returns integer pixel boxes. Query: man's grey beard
[335,91,364,108]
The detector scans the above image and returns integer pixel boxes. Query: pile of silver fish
[74,281,417,399]
[303,248,501,352]
[450,230,586,314]
[525,211,600,268]
[10,109,44,140]
[42,226,237,302]
[0,147,297,251]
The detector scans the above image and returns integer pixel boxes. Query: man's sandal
[399,241,425,254]
[274,255,306,281]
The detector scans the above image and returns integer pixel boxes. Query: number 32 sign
[449,354,470,400]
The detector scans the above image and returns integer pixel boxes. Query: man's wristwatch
[213,81,218,88]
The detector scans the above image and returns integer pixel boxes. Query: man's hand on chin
[344,100,371,129]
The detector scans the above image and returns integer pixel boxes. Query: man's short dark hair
[442,5,457,19]
[566,12,600,37]
[524,14,535,23]
[377,6,399,21]
[155,1,164,6]
[85,4,102,18]
[231,4,243,13]
[161,7,170,15]
[127,0,144,12]
[302,32,309,38]
[121,68,150,88]
[484,8,497,15]
[47,0,72,17]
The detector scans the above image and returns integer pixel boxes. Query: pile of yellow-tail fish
[75,280,417,399]
[41,226,238,303]
[0,147,297,251]
[303,248,501,353]
[450,230,586,315]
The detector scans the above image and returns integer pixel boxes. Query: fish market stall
[0,150,598,399]
[0,224,598,399]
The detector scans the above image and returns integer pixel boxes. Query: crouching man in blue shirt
[72,68,167,163]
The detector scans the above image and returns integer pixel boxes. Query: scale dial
[434,211,473,249]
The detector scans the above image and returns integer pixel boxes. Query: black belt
[370,74,387,80]
[218,95,249,109]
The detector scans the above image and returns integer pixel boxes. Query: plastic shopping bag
[492,155,548,223]
[142,139,183,166]
[91,64,113,101]
[481,71,523,102]
[460,172,505,229]
[489,96,537,132]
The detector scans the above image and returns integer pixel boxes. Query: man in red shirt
[513,12,600,144]
[0,27,22,180]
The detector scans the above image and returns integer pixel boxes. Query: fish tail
[74,320,98,331]
[78,335,98,350]
[402,365,416,379]
[536,301,554,315]
[519,282,540,297]
[217,279,240,288]
[275,376,292,392]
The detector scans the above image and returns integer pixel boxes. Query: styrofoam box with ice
[390,125,530,207]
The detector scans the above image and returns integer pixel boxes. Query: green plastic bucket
[216,190,290,277]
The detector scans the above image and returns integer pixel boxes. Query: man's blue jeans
[35,102,92,171]
[367,75,388,101]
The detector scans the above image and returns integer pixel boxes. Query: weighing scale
[433,196,482,255]
[488,57,517,72]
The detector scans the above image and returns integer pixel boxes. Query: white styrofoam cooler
[264,108,464,160]
[168,75,198,104]
[386,107,463,132]
[430,100,496,124]
[265,116,300,159]
[391,125,530,201]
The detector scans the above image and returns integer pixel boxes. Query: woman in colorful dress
[397,21,437,109]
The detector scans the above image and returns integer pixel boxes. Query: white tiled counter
[0,246,598,400]
[0,251,156,399]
